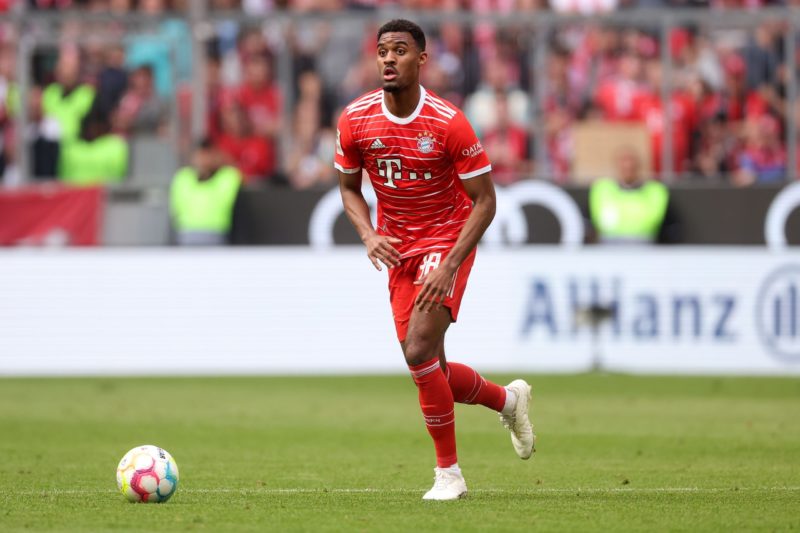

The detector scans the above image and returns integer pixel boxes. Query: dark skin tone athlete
[338,31,497,368]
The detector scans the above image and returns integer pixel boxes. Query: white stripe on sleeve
[334,163,361,174]
[458,164,492,180]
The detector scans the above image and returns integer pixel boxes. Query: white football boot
[499,379,535,460]
[422,466,468,501]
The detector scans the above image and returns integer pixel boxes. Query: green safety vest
[589,178,669,242]
[41,83,95,141]
[170,166,242,233]
[59,135,128,186]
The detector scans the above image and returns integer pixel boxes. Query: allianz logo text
[520,267,800,363]
[520,277,736,341]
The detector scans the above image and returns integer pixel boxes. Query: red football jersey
[335,86,492,259]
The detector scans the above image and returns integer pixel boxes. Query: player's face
[377,32,427,93]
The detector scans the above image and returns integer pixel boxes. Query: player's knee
[403,336,438,367]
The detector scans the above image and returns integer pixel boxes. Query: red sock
[409,358,457,468]
[444,361,507,412]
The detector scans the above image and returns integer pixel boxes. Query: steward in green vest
[589,147,678,244]
[41,52,96,142]
[60,108,128,186]
[170,139,242,246]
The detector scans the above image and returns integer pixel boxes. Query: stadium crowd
[0,0,795,189]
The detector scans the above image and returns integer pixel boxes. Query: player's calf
[408,357,458,468]
[444,361,507,411]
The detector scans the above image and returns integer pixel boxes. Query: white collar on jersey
[381,85,427,125]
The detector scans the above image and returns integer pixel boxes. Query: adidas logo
[369,138,387,150]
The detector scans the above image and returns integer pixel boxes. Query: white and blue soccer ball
[116,445,179,503]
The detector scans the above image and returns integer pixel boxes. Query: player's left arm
[415,172,495,312]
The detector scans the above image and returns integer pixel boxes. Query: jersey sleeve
[444,111,492,180]
[334,112,362,174]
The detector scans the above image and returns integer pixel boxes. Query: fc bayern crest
[417,132,434,154]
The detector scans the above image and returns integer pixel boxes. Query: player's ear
[418,50,428,67]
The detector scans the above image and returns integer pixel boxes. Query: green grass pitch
[0,374,798,532]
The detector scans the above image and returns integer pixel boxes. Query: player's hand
[364,234,402,271]
[414,264,457,313]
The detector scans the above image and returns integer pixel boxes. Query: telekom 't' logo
[376,159,432,189]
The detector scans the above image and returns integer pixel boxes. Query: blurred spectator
[481,91,531,185]
[95,46,128,117]
[544,106,573,182]
[115,65,167,135]
[59,107,128,186]
[701,52,750,124]
[589,146,678,244]
[740,22,785,121]
[41,46,95,143]
[636,59,698,175]
[733,114,786,186]
[670,27,724,92]
[125,0,192,98]
[464,54,529,137]
[210,1,242,62]
[32,46,95,178]
[742,23,782,93]
[235,51,281,177]
[221,26,269,88]
[694,113,738,179]
[546,44,584,119]
[543,44,583,182]
[433,22,481,97]
[595,52,646,122]
[286,71,335,189]
[215,99,274,183]
[567,26,621,105]
[170,139,242,246]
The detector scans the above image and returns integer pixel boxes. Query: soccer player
[335,19,535,501]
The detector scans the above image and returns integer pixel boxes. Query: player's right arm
[335,112,401,271]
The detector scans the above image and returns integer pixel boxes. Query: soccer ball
[116,445,179,503]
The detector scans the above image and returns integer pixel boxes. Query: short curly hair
[377,19,426,52]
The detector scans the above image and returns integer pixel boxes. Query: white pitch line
[4,487,800,496]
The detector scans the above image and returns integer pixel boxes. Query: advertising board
[1,248,798,375]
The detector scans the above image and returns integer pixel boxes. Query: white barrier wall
[1,247,799,376]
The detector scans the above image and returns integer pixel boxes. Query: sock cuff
[437,455,459,468]
[408,358,441,380]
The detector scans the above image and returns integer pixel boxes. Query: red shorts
[388,247,477,342]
